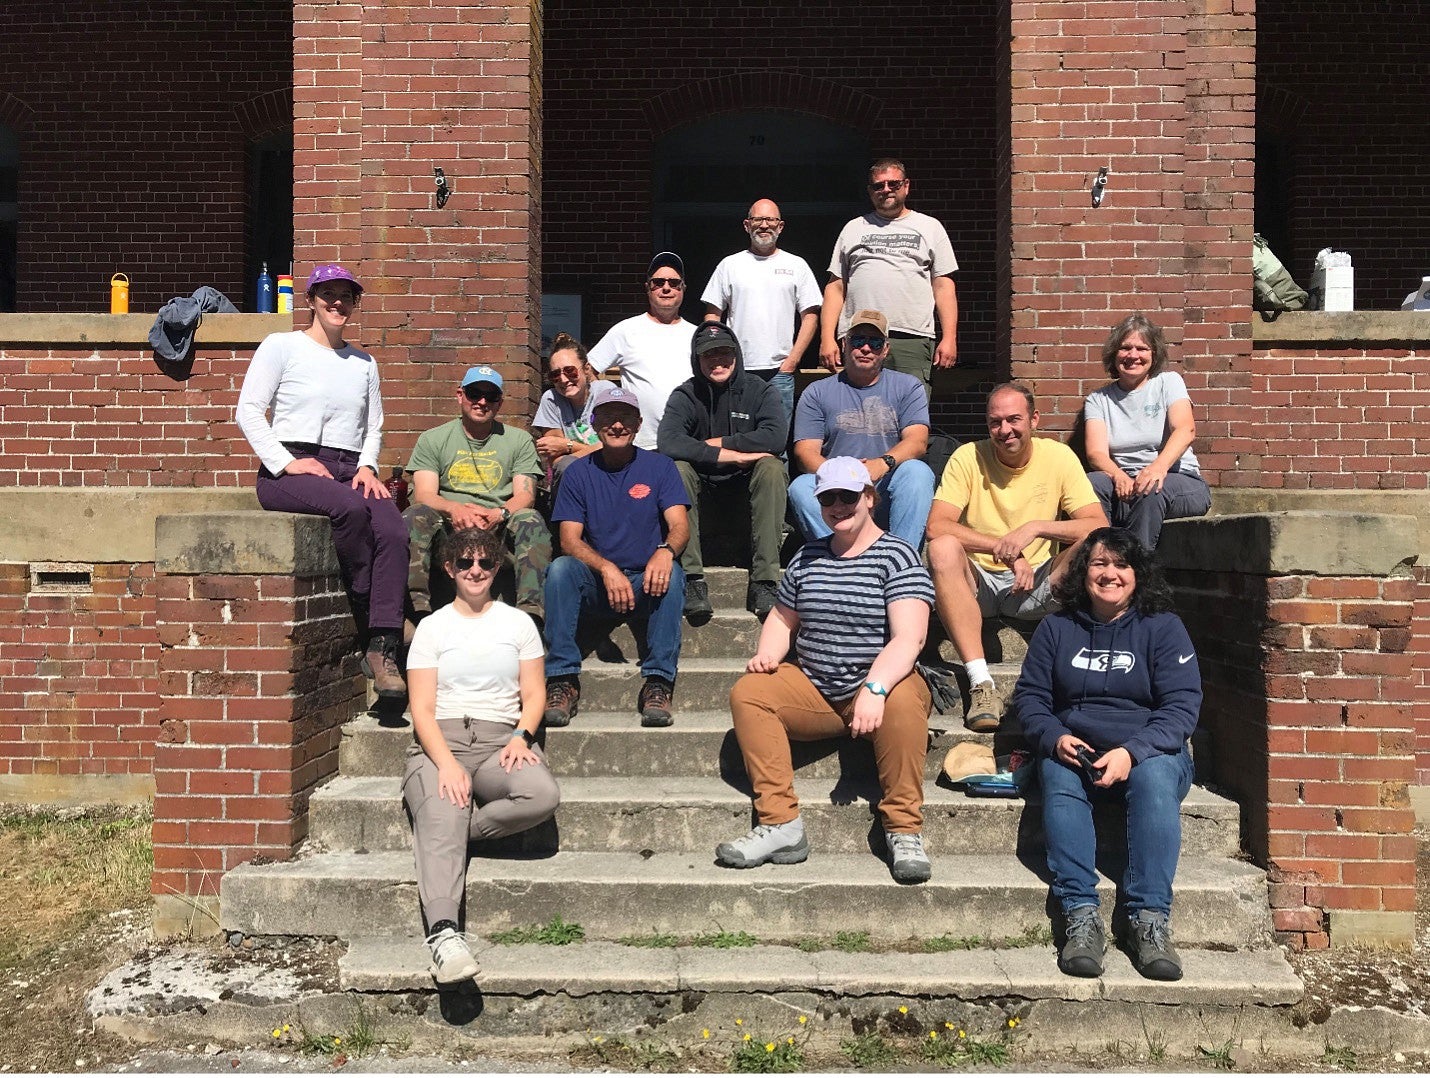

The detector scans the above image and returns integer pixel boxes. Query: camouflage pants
[404,504,551,617]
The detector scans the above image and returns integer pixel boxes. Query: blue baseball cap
[461,365,504,391]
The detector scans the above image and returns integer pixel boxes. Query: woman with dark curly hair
[403,526,559,985]
[1083,314,1211,551]
[1013,527,1201,982]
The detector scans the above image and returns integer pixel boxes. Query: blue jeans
[769,371,795,424]
[788,458,936,548]
[542,555,684,682]
[1088,471,1211,553]
[1038,747,1193,916]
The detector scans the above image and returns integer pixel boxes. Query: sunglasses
[848,335,887,351]
[548,365,583,382]
[453,556,499,573]
[868,179,906,192]
[816,490,862,507]
[647,276,684,290]
[463,386,502,403]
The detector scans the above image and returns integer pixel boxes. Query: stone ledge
[0,772,154,808]
[0,312,290,347]
[1212,489,1430,555]
[1251,310,1430,345]
[1160,511,1419,577]
[155,512,339,576]
[0,488,260,563]
[1328,909,1416,949]
[152,894,223,940]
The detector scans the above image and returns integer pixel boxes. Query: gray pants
[402,718,561,927]
[1089,470,1212,552]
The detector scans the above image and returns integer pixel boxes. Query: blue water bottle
[256,262,276,313]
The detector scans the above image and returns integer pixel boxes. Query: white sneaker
[715,819,809,868]
[885,830,932,883]
[426,927,480,984]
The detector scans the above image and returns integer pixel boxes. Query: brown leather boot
[364,631,407,699]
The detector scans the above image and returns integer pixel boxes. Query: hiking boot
[364,632,407,699]
[426,927,480,984]
[748,580,779,621]
[964,680,1001,733]
[885,830,933,884]
[638,676,675,727]
[544,677,580,728]
[716,819,809,868]
[1127,909,1183,981]
[1058,906,1106,978]
[684,577,713,625]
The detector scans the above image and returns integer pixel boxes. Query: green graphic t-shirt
[406,419,543,508]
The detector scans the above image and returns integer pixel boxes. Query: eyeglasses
[453,556,499,573]
[746,217,782,227]
[463,386,502,403]
[847,335,887,351]
[647,276,684,290]
[548,365,583,382]
[868,179,906,192]
[816,490,862,507]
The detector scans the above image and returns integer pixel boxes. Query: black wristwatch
[880,454,897,472]
[516,728,537,748]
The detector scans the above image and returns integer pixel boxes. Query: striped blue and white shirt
[777,532,935,700]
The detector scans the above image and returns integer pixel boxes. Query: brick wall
[0,562,157,782]
[151,524,363,899]
[0,1,292,313]
[1258,1,1430,312]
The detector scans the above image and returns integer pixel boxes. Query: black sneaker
[683,577,713,625]
[1058,906,1105,978]
[544,677,580,728]
[747,580,779,621]
[638,676,675,727]
[1128,910,1182,981]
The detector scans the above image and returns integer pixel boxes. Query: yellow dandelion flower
[735,1017,743,1026]
[593,1036,604,1044]
[898,1005,908,1014]
[959,1029,967,1039]
[271,1029,281,1039]
[765,1043,775,1053]
[332,1038,340,1046]
[930,1031,939,1040]
[702,1029,711,1039]
[787,1037,795,1045]
[798,1015,808,1025]
[944,1021,954,1030]
[1010,1017,1021,1027]
[282,1024,290,1032]
[743,1033,752,1042]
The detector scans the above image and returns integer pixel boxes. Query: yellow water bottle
[110,272,130,314]
[277,274,294,314]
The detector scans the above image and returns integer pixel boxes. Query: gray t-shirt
[532,380,618,449]
[792,369,929,460]
[828,210,958,339]
[1083,371,1200,477]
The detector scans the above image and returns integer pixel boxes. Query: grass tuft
[489,915,585,946]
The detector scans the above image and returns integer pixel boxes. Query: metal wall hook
[1091,166,1109,208]
[434,167,451,209]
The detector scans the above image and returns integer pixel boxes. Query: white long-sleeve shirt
[235,331,384,475]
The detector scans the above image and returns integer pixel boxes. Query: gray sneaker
[964,680,1001,733]
[716,819,809,868]
[426,927,480,984]
[747,580,779,621]
[885,830,932,883]
[1128,909,1183,981]
[1059,906,1106,978]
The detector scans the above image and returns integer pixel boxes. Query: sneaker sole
[430,958,480,984]
[1134,958,1183,981]
[373,683,408,700]
[684,609,714,626]
[640,711,674,728]
[543,709,574,728]
[890,861,933,884]
[715,837,810,869]
[1058,955,1104,978]
[964,713,1000,733]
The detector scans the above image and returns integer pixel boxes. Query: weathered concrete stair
[220,563,1299,1029]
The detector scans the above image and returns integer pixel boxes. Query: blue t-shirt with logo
[551,448,690,571]
[792,370,929,460]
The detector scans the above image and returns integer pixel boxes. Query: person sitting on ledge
[235,263,409,699]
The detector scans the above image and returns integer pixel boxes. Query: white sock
[964,659,993,688]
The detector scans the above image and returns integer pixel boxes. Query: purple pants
[256,444,409,631]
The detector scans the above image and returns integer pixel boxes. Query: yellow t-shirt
[934,438,1099,572]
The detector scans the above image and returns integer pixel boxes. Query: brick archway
[642,73,882,139]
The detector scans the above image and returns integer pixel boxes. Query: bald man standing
[701,198,822,421]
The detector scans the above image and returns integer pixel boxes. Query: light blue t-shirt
[1083,371,1200,477]
[792,370,929,460]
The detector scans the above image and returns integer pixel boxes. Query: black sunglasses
[868,179,906,192]
[647,276,684,289]
[454,556,499,572]
[463,386,502,403]
[847,335,887,351]
[816,490,862,507]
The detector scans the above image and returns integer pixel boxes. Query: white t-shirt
[406,601,544,726]
[828,211,958,339]
[699,249,822,371]
[1083,371,1201,477]
[235,330,384,475]
[588,314,695,449]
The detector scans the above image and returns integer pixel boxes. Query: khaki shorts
[971,558,1058,621]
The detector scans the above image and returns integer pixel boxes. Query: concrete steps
[309,773,1242,858]
[220,849,1273,949]
[338,936,1303,1004]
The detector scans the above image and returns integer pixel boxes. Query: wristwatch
[656,541,674,554]
[880,454,897,473]
[863,680,889,697]
[516,728,538,748]
[499,507,511,524]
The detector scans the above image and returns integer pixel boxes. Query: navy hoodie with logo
[1014,607,1202,763]
[656,330,787,482]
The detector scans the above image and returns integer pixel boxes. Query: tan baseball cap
[848,309,889,336]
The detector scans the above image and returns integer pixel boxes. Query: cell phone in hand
[1074,744,1104,780]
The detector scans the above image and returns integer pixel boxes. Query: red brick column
[293,0,544,465]
[1162,512,1419,949]
[149,513,363,934]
